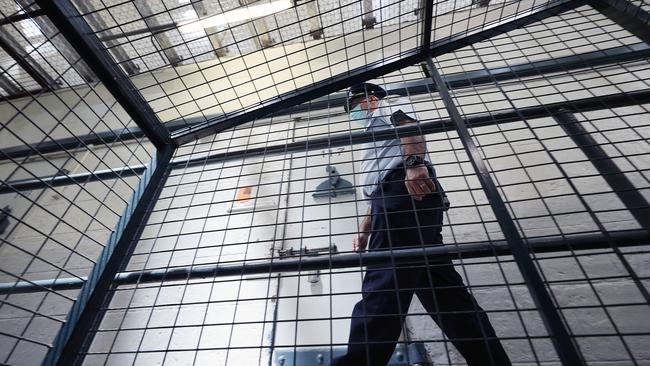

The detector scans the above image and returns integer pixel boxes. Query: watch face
[406,155,423,166]
[406,155,417,166]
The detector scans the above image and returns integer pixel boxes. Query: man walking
[331,83,511,366]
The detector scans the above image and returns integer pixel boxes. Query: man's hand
[405,165,436,201]
[353,232,369,252]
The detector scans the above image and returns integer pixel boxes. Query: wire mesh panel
[0,5,157,365]
[60,0,568,135]
[428,4,650,363]
[1,0,649,365]
[78,14,650,362]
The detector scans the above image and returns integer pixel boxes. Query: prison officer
[331,83,511,366]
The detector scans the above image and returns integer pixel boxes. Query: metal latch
[278,245,338,284]
[278,244,338,259]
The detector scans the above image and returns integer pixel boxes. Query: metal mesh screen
[77,4,650,364]
[1,0,649,366]
[0,4,157,365]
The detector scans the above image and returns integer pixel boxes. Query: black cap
[344,82,387,112]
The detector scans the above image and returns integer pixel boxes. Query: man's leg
[331,267,415,366]
[403,180,511,365]
[416,263,511,366]
[332,203,415,366]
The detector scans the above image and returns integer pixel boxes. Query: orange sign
[236,186,253,202]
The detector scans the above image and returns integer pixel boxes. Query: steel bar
[593,0,650,43]
[171,0,582,145]
[599,0,650,24]
[0,164,147,195]
[72,1,140,75]
[41,146,173,366]
[0,127,148,161]
[426,0,584,57]
[554,111,650,229]
[3,43,645,160]
[16,0,97,83]
[2,229,647,295]
[425,57,586,365]
[421,0,434,50]
[173,88,650,168]
[0,8,45,27]
[276,42,650,116]
[34,0,172,149]
[97,23,177,43]
[0,70,22,95]
[0,30,57,90]
[172,47,423,145]
[191,0,228,57]
[3,88,649,194]
[554,110,650,305]
[133,0,183,66]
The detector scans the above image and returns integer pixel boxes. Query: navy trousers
[332,168,511,366]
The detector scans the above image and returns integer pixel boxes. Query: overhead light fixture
[180,0,292,32]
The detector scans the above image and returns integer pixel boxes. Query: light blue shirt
[359,96,430,201]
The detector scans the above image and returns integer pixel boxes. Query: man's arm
[353,206,372,252]
[391,110,436,201]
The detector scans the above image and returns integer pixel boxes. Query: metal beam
[304,0,324,40]
[593,0,650,43]
[173,46,423,144]
[2,229,647,295]
[3,88,649,194]
[3,42,644,160]
[421,0,434,49]
[0,126,148,161]
[133,0,183,66]
[41,146,173,366]
[97,23,177,43]
[173,88,650,168]
[16,0,97,83]
[0,29,57,90]
[72,1,140,75]
[554,110,650,306]
[191,1,228,57]
[0,8,45,27]
[554,111,650,228]
[0,164,146,195]
[276,42,650,116]
[1,38,645,161]
[426,0,584,57]
[425,57,585,365]
[240,0,275,49]
[171,0,582,145]
[34,0,172,149]
[362,0,376,29]
[0,70,23,95]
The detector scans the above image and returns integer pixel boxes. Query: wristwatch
[405,155,426,167]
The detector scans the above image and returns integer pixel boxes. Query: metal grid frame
[0,0,649,365]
